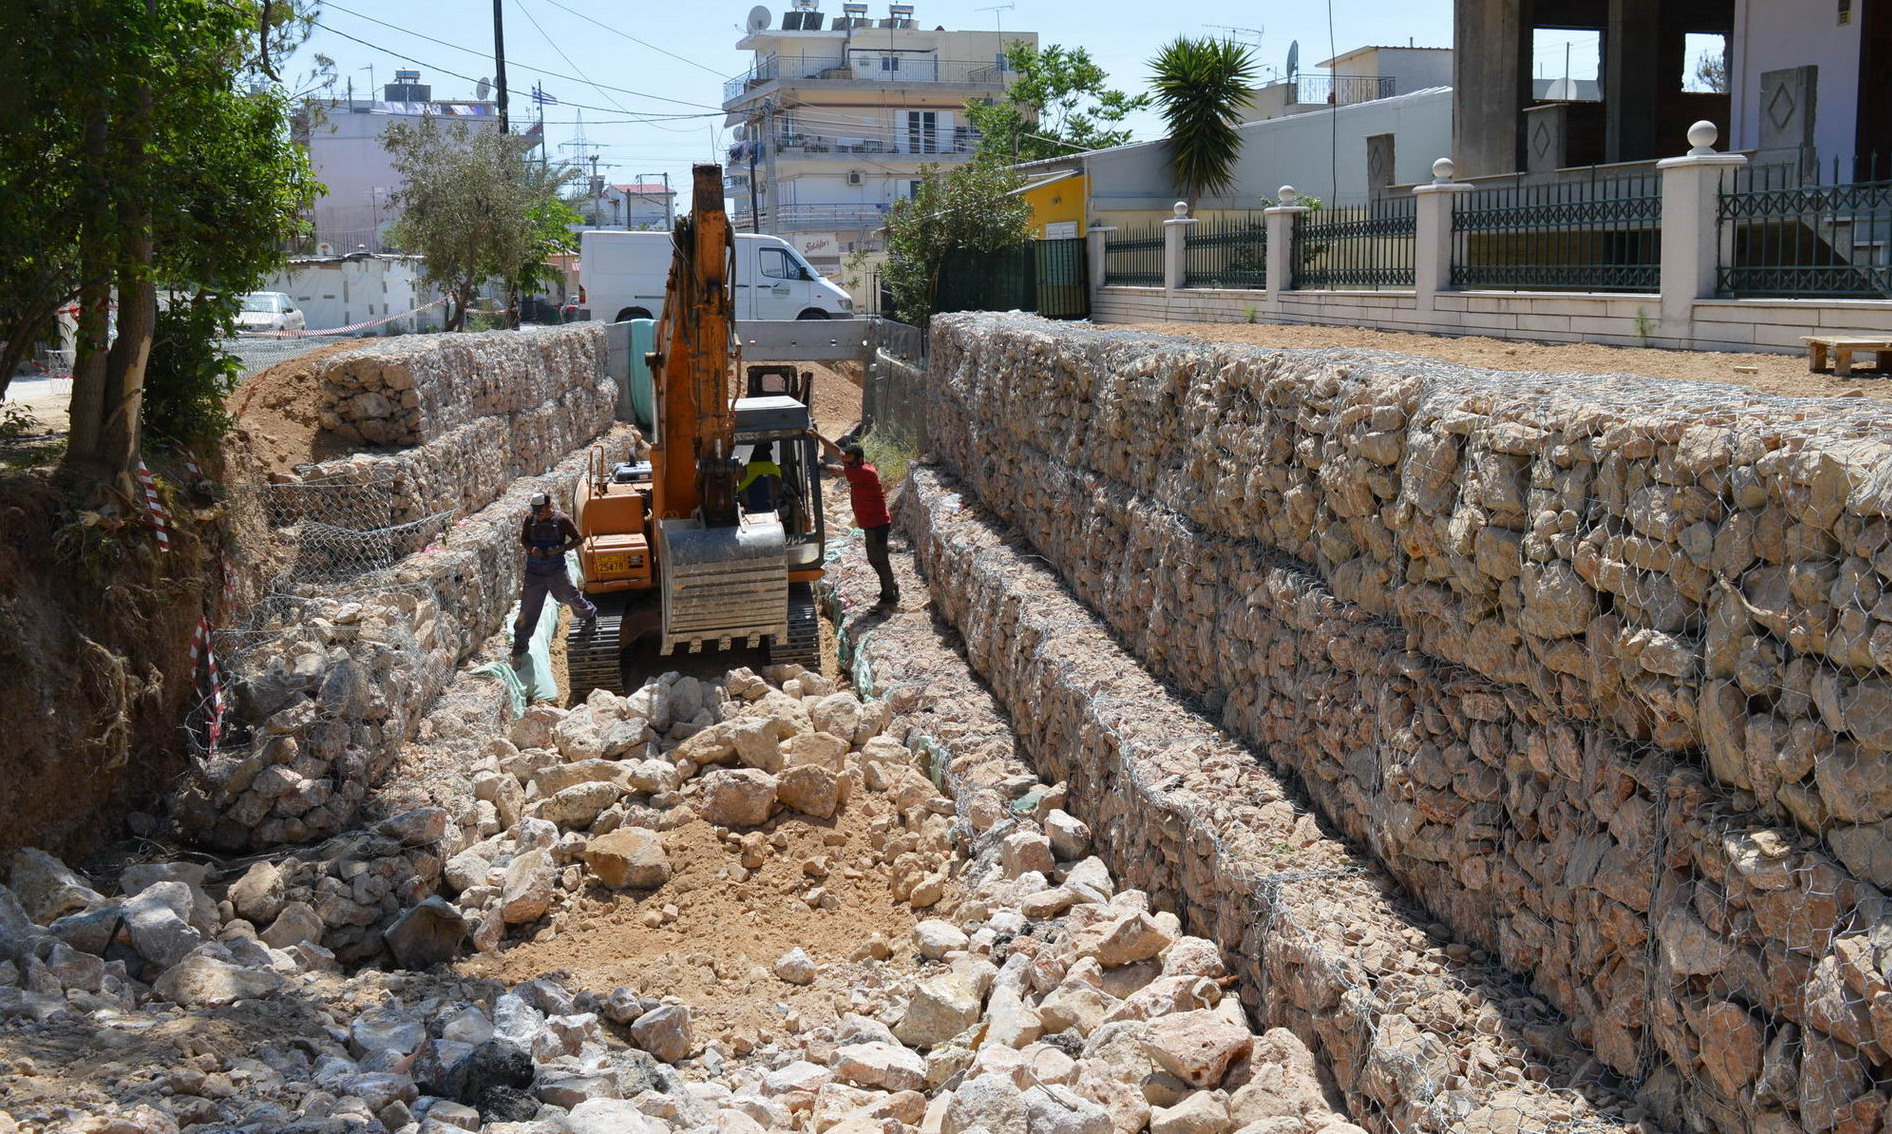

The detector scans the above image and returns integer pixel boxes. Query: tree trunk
[63,96,115,475]
[0,299,64,401]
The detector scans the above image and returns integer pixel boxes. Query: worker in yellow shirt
[739,442,783,515]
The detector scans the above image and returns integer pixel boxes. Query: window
[909,180,922,199]
[907,110,939,154]
[759,248,806,280]
[880,55,900,72]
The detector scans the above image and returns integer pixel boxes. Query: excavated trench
[9,312,1890,1134]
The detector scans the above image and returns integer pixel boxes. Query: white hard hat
[529,491,550,507]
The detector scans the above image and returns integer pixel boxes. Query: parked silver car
[236,291,306,334]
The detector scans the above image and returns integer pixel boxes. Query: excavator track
[771,581,820,667]
[566,604,625,701]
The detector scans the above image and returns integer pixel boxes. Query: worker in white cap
[514,489,595,657]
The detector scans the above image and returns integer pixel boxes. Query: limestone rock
[8,849,103,925]
[894,973,983,1049]
[774,947,817,985]
[152,952,286,1007]
[1045,810,1092,861]
[260,901,324,949]
[1070,911,1172,968]
[699,768,779,828]
[834,1041,927,1092]
[226,861,286,926]
[777,764,842,819]
[384,897,467,969]
[584,828,672,890]
[630,1004,693,1063]
[1143,1011,1253,1088]
[500,849,557,924]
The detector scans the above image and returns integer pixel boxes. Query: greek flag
[532,84,558,106]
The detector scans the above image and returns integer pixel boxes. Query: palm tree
[1148,38,1258,209]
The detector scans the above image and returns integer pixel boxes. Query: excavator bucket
[655,515,789,655]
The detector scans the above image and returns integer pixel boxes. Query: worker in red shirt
[814,432,900,610]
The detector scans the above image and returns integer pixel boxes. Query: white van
[578,230,854,324]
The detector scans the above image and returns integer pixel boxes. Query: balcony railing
[725,55,1010,102]
[1274,74,1398,107]
[727,129,985,165]
[730,202,895,230]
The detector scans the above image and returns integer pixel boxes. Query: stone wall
[921,312,1892,1134]
[291,324,618,525]
[183,325,627,853]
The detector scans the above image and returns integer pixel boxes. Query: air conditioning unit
[847,171,864,186]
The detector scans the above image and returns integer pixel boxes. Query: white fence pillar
[1413,158,1474,315]
[1086,223,1116,301]
[1162,202,1196,293]
[1657,122,1746,345]
[1263,186,1309,313]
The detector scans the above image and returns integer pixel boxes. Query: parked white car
[236,291,306,334]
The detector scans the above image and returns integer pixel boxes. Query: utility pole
[493,0,510,133]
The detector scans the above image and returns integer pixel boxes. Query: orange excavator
[564,164,826,698]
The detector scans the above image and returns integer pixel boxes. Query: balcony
[724,54,1008,105]
[1275,74,1398,108]
[727,128,985,166]
[729,202,895,231]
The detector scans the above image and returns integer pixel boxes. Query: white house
[262,254,444,334]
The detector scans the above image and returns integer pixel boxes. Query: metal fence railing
[1292,197,1417,289]
[862,316,926,449]
[1103,223,1165,287]
[1451,168,1663,292]
[1183,213,1269,290]
[1717,154,1892,298]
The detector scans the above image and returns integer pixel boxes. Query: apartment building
[576,181,679,231]
[295,71,501,254]
[722,1,1035,271]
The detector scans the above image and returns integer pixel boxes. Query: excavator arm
[642,164,789,655]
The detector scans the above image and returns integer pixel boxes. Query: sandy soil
[227,339,373,477]
[459,794,950,1050]
[1128,320,1892,403]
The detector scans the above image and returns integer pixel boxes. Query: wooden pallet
[1803,335,1892,377]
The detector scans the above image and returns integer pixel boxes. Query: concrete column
[1657,121,1747,345]
[1413,158,1474,316]
[1162,202,1196,293]
[1086,224,1117,302]
[1263,187,1309,309]
[1606,0,1661,163]
[1453,0,1528,177]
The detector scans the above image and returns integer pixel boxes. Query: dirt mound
[227,338,372,478]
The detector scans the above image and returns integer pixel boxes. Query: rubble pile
[0,656,1374,1134]
[921,312,1892,1132]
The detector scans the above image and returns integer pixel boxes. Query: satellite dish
[476,76,491,100]
[1544,78,1581,100]
[1286,41,1299,78]
[746,5,771,32]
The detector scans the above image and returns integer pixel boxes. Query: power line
[540,0,728,77]
[315,5,724,111]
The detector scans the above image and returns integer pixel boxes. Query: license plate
[595,553,635,573]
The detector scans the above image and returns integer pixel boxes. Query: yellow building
[1013,163,1087,239]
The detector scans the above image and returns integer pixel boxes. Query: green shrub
[143,295,243,447]
[860,422,919,488]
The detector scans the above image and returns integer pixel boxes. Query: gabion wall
[923,312,1892,1134]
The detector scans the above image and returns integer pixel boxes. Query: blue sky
[294,0,1599,208]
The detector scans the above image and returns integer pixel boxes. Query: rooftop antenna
[977,2,1013,38]
[1205,24,1264,46]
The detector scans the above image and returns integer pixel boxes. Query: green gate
[933,238,1089,319]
